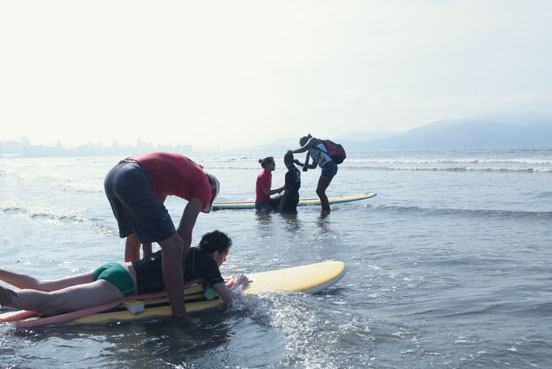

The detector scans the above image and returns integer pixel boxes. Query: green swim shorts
[93,262,135,297]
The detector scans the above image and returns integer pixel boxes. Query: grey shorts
[321,160,338,179]
[104,160,175,244]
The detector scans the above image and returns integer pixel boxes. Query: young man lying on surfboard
[0,231,248,316]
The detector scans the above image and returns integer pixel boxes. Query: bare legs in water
[0,268,124,315]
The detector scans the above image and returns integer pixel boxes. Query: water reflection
[280,212,302,234]
[254,209,273,224]
[5,299,291,369]
[13,311,235,368]
[316,211,332,233]
[255,210,306,240]
[254,210,274,242]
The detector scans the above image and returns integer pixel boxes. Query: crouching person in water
[0,231,248,316]
[255,156,284,212]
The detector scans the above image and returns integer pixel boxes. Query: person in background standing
[288,135,337,212]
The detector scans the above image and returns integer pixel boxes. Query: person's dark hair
[199,230,232,254]
[299,134,312,147]
[284,152,294,164]
[259,156,275,169]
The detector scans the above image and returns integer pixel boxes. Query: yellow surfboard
[71,285,221,324]
[213,193,376,210]
[244,261,346,295]
[7,261,346,327]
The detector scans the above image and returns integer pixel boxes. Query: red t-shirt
[128,152,211,210]
[255,170,272,202]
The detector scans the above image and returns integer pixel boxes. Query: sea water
[0,149,551,368]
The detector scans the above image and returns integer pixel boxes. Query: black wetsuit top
[131,247,224,294]
[283,166,301,210]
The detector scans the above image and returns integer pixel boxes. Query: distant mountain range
[350,118,551,151]
[242,116,552,154]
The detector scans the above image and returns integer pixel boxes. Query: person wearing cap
[104,152,220,318]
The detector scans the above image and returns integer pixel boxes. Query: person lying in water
[0,230,249,316]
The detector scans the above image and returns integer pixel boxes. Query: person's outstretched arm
[160,197,203,318]
[212,274,250,304]
[294,157,318,170]
[264,186,284,196]
[159,233,186,317]
[289,137,320,154]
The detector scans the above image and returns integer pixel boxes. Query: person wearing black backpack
[288,134,338,212]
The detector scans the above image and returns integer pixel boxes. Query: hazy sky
[1,0,551,149]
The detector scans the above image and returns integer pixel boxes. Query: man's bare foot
[0,285,17,307]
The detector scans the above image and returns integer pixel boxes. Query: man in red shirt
[104,152,220,318]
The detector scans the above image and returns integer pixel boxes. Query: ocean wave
[2,169,104,193]
[345,165,552,173]
[190,163,552,173]
[348,158,552,165]
[60,181,104,193]
[1,205,84,222]
[373,205,552,219]
[1,206,117,236]
[397,166,552,173]
[341,155,552,172]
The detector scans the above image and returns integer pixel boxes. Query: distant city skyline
[2,1,551,150]
[3,117,550,157]
[0,137,193,157]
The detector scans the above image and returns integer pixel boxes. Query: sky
[1,0,551,150]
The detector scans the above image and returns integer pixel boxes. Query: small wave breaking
[373,204,552,219]
[1,206,117,236]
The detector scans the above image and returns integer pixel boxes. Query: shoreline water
[1,148,551,368]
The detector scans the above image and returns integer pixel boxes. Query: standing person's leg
[316,161,338,212]
[142,243,153,258]
[105,160,158,262]
[105,160,137,260]
[316,175,333,212]
[125,234,153,261]
[125,234,141,262]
